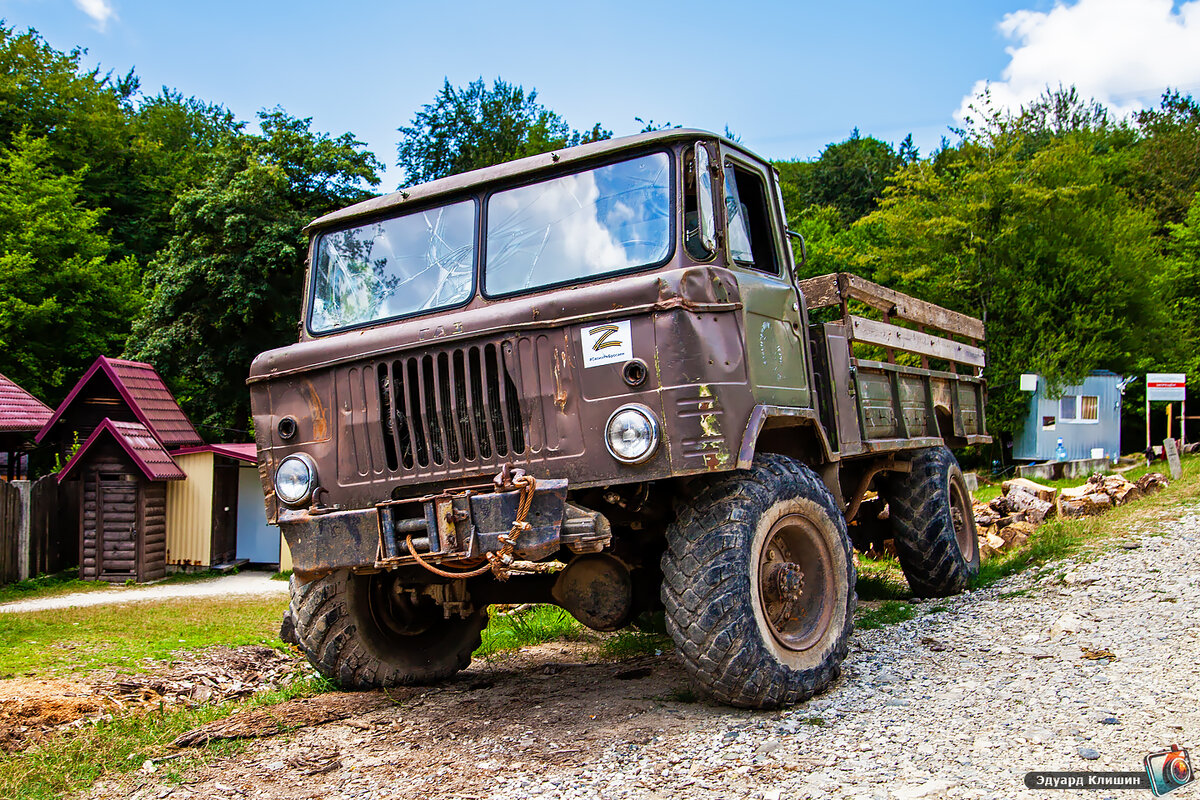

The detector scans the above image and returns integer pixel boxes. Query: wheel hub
[757,512,836,653]
[764,561,805,605]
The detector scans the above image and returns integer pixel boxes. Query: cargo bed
[799,272,991,459]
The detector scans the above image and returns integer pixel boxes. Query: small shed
[58,419,185,582]
[1013,371,1124,462]
[0,372,53,480]
[166,444,289,569]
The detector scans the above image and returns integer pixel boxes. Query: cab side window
[723,162,779,275]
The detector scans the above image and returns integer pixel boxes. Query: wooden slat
[798,272,986,341]
[796,274,841,309]
[849,316,986,368]
[842,274,985,340]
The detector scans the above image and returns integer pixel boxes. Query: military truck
[249,129,988,709]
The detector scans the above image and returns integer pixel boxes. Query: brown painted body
[248,130,988,581]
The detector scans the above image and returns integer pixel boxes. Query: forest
[1,24,1196,460]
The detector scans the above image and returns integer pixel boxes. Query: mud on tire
[882,446,980,598]
[661,453,855,709]
[289,571,486,689]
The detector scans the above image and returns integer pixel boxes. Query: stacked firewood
[972,473,1169,557]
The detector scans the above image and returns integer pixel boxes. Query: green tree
[128,112,382,434]
[776,130,905,225]
[850,126,1164,438]
[1158,191,1200,378]
[1131,90,1200,228]
[0,132,141,401]
[396,78,610,187]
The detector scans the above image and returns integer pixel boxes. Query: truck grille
[377,342,526,471]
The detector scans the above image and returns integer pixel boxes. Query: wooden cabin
[35,356,290,581]
[58,419,183,582]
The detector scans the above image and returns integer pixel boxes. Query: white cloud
[74,0,117,32]
[956,0,1200,124]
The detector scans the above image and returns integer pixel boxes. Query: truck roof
[305,128,758,234]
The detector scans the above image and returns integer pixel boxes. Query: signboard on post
[1164,437,1182,480]
[1147,373,1186,401]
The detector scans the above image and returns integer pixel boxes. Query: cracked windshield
[485,152,672,295]
[309,200,475,332]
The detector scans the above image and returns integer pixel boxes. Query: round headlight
[275,454,317,506]
[605,404,660,464]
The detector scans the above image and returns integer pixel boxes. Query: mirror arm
[786,229,807,270]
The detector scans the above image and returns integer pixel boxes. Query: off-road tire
[882,447,980,598]
[289,571,486,689]
[661,453,856,709]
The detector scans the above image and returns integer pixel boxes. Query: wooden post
[1184,395,1188,448]
[1167,403,1174,441]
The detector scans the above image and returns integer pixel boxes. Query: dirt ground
[79,642,715,800]
[0,645,302,754]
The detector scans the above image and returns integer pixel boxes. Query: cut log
[1058,492,1112,518]
[1135,473,1169,494]
[1004,487,1055,524]
[1002,477,1059,504]
[1000,520,1035,548]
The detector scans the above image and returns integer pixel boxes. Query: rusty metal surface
[551,553,634,631]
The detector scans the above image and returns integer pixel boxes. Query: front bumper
[279,478,611,576]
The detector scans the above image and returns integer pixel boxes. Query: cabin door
[97,477,139,582]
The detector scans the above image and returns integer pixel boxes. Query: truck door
[719,151,811,408]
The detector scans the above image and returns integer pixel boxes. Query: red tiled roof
[36,356,202,447]
[171,443,258,463]
[59,419,186,481]
[0,372,52,433]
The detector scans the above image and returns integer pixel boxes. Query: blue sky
[4,0,1199,189]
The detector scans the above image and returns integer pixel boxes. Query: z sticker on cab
[581,320,634,368]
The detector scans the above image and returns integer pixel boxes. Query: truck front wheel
[289,571,485,689]
[661,454,855,709]
[883,446,980,597]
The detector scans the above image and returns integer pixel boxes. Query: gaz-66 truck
[249,129,989,709]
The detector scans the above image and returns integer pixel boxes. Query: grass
[271,570,293,582]
[0,569,107,605]
[855,552,911,600]
[0,596,289,677]
[474,605,587,658]
[599,630,673,660]
[855,600,917,630]
[0,673,332,800]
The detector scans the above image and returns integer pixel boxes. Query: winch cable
[406,474,537,582]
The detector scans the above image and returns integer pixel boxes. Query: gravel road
[0,572,287,613]
[93,503,1199,800]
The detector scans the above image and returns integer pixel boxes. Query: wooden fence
[0,479,20,584]
[0,475,77,585]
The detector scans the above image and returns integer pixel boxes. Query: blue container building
[1012,371,1125,462]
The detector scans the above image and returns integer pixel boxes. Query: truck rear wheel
[289,571,485,689]
[883,446,980,598]
[661,454,855,709]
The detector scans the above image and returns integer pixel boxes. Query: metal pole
[1183,395,1188,448]
[1146,396,1151,451]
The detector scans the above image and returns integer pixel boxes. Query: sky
[3,0,1200,189]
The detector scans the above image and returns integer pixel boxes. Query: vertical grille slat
[367,338,528,478]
